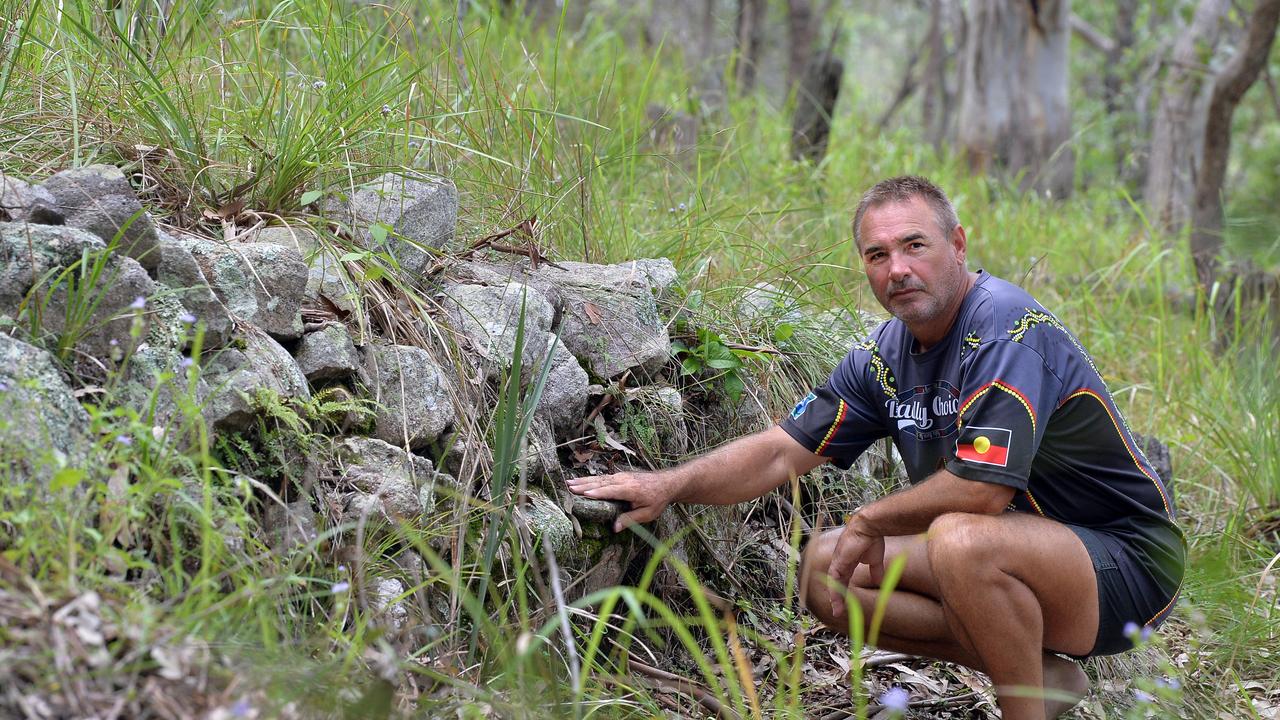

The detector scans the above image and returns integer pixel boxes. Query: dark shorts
[1067,524,1183,658]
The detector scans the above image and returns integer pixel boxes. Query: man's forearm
[851,469,1014,537]
[666,426,823,506]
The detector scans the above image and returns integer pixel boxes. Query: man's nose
[887,252,912,281]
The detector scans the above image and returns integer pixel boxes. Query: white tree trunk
[956,0,1073,198]
[1144,0,1230,235]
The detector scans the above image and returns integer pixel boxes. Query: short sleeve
[946,341,1062,489]
[779,352,886,469]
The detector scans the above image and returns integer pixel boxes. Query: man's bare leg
[800,514,1097,719]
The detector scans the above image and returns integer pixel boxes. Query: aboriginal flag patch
[956,426,1012,467]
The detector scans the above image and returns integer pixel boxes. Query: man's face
[856,196,968,330]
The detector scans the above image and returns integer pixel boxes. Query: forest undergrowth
[0,1,1277,718]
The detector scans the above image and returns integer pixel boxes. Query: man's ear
[950,224,968,264]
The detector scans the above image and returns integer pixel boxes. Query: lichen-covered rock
[0,172,63,225]
[520,417,562,486]
[262,500,320,553]
[371,577,409,631]
[533,338,589,439]
[445,258,673,380]
[0,222,155,359]
[520,488,578,562]
[201,327,310,432]
[155,232,233,349]
[325,173,458,277]
[120,291,210,432]
[525,260,672,379]
[334,436,449,520]
[568,496,623,526]
[41,165,160,273]
[361,344,455,451]
[441,281,554,380]
[0,334,95,486]
[176,237,307,341]
[250,225,324,257]
[626,257,679,302]
[294,322,362,383]
[304,250,360,316]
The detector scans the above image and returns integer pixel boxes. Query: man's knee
[927,512,999,582]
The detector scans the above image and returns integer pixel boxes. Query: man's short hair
[852,175,960,247]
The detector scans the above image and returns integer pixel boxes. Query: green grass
[1,0,1278,717]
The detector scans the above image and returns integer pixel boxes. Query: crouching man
[568,176,1184,719]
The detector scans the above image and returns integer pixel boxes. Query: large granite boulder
[361,344,456,451]
[0,172,63,225]
[155,232,234,349]
[175,237,307,341]
[325,172,458,277]
[201,327,311,432]
[0,334,95,486]
[41,165,160,273]
[0,222,155,359]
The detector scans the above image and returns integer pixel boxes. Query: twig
[627,659,740,720]
[863,652,914,668]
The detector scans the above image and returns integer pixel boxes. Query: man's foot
[1042,653,1089,718]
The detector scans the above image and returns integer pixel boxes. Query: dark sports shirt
[780,271,1183,593]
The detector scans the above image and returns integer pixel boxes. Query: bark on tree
[646,0,724,106]
[786,0,818,91]
[1190,0,1280,291]
[921,0,959,147]
[735,0,766,93]
[955,0,1074,198]
[791,36,844,163]
[1144,0,1230,235]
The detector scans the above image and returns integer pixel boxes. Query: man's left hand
[826,518,885,621]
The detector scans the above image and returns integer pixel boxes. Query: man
[567,176,1184,720]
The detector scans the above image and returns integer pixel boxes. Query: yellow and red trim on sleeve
[814,398,847,455]
[958,380,1037,434]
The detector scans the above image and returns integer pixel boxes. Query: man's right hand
[566,471,679,533]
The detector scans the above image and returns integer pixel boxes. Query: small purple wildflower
[179,312,197,324]
[116,435,133,446]
[0,380,8,392]
[332,581,350,594]
[109,339,119,347]
[180,357,195,369]
[878,686,909,713]
[129,296,146,310]
[1141,625,1153,642]
[1123,621,1141,639]
[337,564,347,573]
[1134,689,1156,703]
[1155,677,1181,691]
[230,698,254,718]
[311,80,327,90]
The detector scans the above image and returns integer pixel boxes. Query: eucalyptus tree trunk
[1144,0,1230,235]
[1190,0,1280,292]
[786,0,818,91]
[920,0,957,147]
[955,0,1073,198]
[734,0,766,92]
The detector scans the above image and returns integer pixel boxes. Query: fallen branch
[627,658,739,720]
